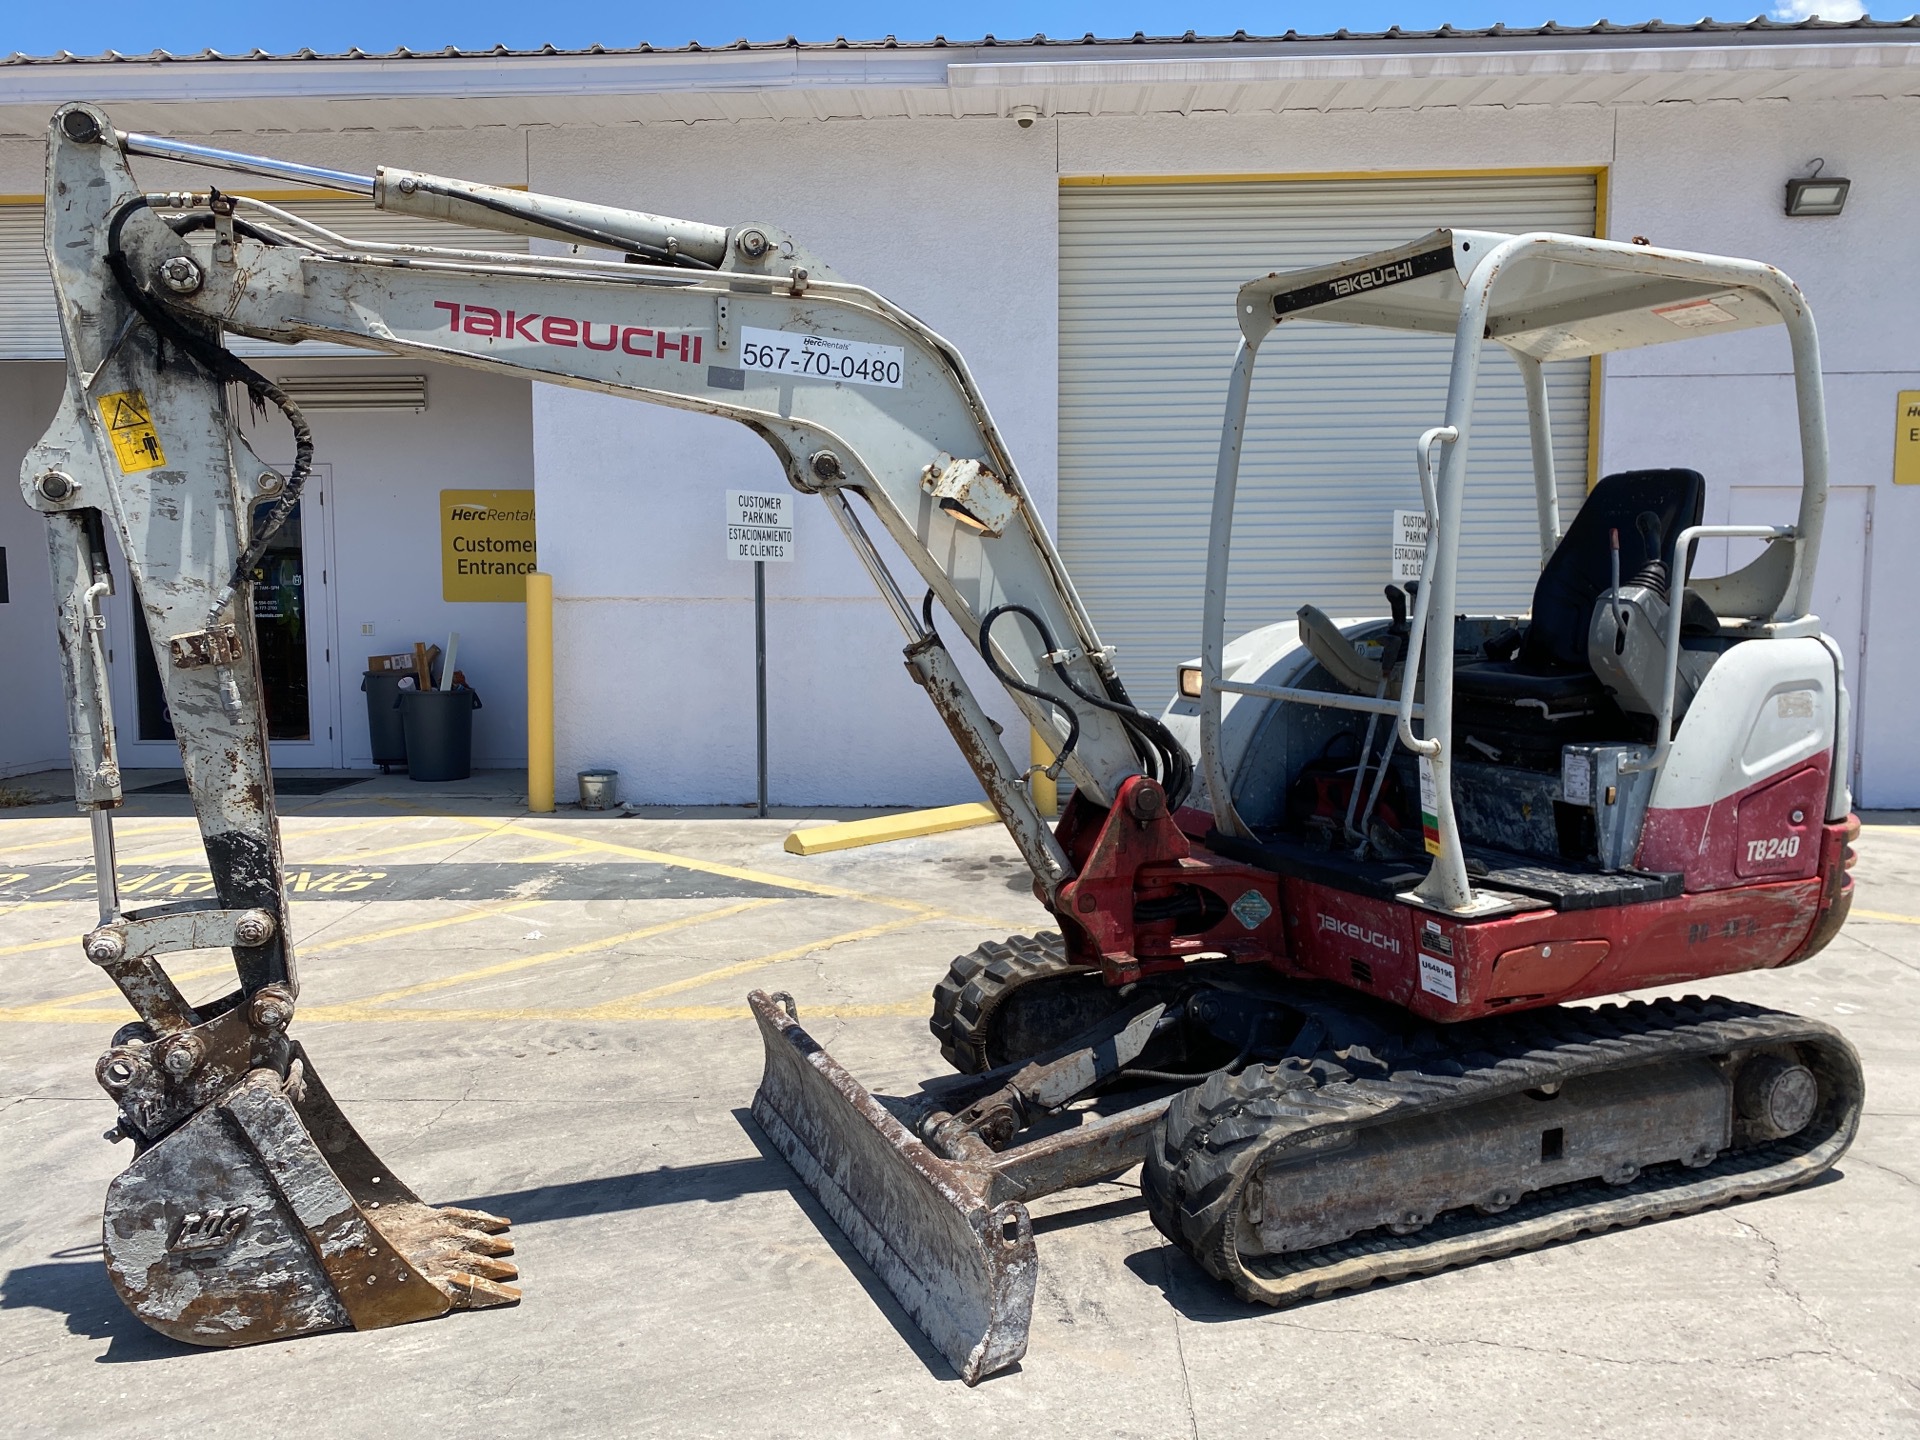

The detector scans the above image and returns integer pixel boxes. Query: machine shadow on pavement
[1,1249,192,1364]
[728,1109,1004,1385]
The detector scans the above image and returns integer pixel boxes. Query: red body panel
[1636,757,1829,892]
[1278,862,1841,1023]
[1054,779,1286,983]
[1050,777,1855,1023]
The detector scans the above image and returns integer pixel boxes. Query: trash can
[361,671,409,772]
[578,769,619,810]
[398,685,482,782]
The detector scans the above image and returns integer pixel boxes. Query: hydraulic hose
[105,196,314,630]
[976,603,1193,813]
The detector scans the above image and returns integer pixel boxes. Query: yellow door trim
[1588,166,1612,492]
[1060,165,1607,188]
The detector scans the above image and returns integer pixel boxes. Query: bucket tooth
[101,1047,518,1347]
[749,990,1036,1385]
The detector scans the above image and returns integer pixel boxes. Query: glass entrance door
[110,464,340,771]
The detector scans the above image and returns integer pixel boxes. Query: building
[3,21,1916,804]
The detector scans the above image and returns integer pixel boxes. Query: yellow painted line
[299,831,511,865]
[620,1000,925,1021]
[324,899,778,1012]
[437,815,941,911]
[2,899,551,1017]
[0,822,186,859]
[0,901,51,919]
[784,803,998,856]
[3,816,438,873]
[306,898,548,953]
[581,913,935,1018]
[214,915,946,1025]
[0,1009,132,1022]
[0,931,81,958]
[1854,908,1920,926]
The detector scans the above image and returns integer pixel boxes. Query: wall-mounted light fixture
[1785,159,1849,218]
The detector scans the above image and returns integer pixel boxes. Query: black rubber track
[1141,994,1863,1307]
[928,931,1100,1073]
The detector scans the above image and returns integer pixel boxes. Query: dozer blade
[103,1043,519,1346]
[749,990,1036,1384]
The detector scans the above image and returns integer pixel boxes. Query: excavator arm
[23,102,1206,1360]
[42,103,1189,883]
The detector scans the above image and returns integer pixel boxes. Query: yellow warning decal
[96,389,167,473]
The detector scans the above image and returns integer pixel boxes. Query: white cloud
[1771,0,1868,19]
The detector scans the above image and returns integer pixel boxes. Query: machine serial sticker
[739,327,904,388]
[1561,750,1594,806]
[1418,953,1459,1003]
[1421,918,1453,957]
[1652,298,1738,330]
[96,389,167,472]
[1417,755,1441,856]
[1231,889,1274,930]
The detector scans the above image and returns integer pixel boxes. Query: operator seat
[1450,468,1706,757]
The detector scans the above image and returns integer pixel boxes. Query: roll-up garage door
[1058,173,1596,708]
[0,199,529,360]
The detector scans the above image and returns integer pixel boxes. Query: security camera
[1010,105,1040,129]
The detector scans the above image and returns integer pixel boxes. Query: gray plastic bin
[398,686,482,782]
[361,671,409,771]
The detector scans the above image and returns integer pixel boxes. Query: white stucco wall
[236,360,537,770]
[528,118,1059,804]
[0,83,1912,805]
[1603,100,1920,809]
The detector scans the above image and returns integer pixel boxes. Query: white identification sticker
[1418,953,1459,1004]
[1561,750,1593,806]
[739,327,904,388]
[1652,298,1738,330]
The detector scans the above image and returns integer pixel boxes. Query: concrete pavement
[1,785,1916,1437]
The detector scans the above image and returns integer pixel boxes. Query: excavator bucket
[749,991,1036,1384]
[102,1043,519,1346]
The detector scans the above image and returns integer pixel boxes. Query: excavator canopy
[1235,227,1795,361]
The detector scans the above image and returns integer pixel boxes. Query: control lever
[1344,585,1415,852]
[1633,509,1670,599]
[1609,527,1627,655]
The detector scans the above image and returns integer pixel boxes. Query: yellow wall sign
[441,489,537,601]
[1897,391,1920,486]
[96,389,167,472]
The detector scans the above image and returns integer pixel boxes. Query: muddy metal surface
[1,785,1916,1438]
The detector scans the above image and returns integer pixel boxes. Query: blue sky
[0,0,1881,60]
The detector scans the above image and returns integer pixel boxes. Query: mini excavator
[25,104,1859,1380]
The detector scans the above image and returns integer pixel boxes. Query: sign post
[726,490,795,816]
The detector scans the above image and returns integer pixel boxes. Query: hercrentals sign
[441,488,537,602]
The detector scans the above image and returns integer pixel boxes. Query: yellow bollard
[525,571,555,814]
[1030,728,1058,820]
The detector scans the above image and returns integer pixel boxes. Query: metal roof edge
[5,16,1919,72]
